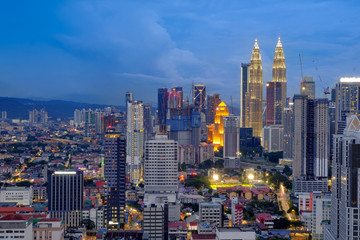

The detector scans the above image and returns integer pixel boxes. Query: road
[277,184,298,221]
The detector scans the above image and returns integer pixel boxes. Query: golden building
[249,39,263,139]
[207,101,229,150]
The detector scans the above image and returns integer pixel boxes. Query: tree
[214,159,224,169]
[273,217,291,229]
[198,159,213,169]
[283,165,292,176]
[181,162,187,172]
[81,219,95,230]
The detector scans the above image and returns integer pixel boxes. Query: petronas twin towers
[241,37,286,139]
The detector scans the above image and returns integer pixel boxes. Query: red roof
[192,234,216,239]
[39,218,61,222]
[0,214,32,221]
[168,222,187,229]
[256,213,274,221]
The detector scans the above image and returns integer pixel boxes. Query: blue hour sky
[0,0,359,107]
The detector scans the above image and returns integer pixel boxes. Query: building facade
[240,63,250,128]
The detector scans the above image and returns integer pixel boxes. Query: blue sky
[0,0,359,106]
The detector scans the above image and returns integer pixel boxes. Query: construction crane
[313,60,330,97]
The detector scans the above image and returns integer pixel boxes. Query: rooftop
[0,214,32,221]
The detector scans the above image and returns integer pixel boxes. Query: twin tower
[240,37,286,139]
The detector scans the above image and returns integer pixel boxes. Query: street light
[213,174,219,181]
[248,174,254,180]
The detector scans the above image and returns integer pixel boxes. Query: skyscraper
[144,135,178,204]
[157,88,168,132]
[248,39,263,139]
[283,108,294,159]
[325,115,360,240]
[240,63,250,128]
[48,170,83,230]
[104,129,126,230]
[300,77,316,99]
[293,95,329,193]
[144,103,153,141]
[168,87,183,109]
[206,94,221,125]
[266,37,287,125]
[207,101,229,151]
[223,116,240,158]
[335,77,360,134]
[193,85,206,110]
[126,100,144,184]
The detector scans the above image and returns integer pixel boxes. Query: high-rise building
[206,94,221,125]
[300,77,316,99]
[240,63,250,128]
[143,203,169,240]
[223,116,240,158]
[1,111,7,120]
[193,85,206,110]
[126,92,134,110]
[335,77,360,134]
[144,135,178,204]
[231,197,243,226]
[144,103,153,141]
[104,129,126,230]
[293,95,329,193]
[262,125,283,152]
[283,108,294,159]
[325,115,360,240]
[48,170,83,230]
[248,39,263,139]
[168,87,183,109]
[207,102,229,151]
[266,37,287,125]
[158,88,168,132]
[126,100,144,184]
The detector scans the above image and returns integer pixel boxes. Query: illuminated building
[300,77,315,99]
[208,102,229,150]
[240,63,250,127]
[335,77,360,134]
[248,39,263,139]
[157,88,168,132]
[207,94,221,124]
[266,37,286,125]
[103,129,126,230]
[168,87,183,109]
[193,85,206,110]
[126,100,144,184]
[48,170,83,230]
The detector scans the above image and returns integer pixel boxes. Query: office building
[0,214,33,240]
[325,115,360,240]
[300,77,315,99]
[144,135,178,204]
[33,218,65,240]
[207,94,221,125]
[143,203,169,240]
[248,39,263,139]
[199,202,223,227]
[48,171,83,230]
[293,95,329,193]
[126,100,144,184]
[158,88,168,132]
[262,125,283,152]
[193,85,206,110]
[168,87,183,109]
[207,102,229,151]
[335,77,360,134]
[240,63,250,128]
[144,103,153,141]
[0,186,33,205]
[283,108,294,159]
[104,129,126,230]
[223,116,240,158]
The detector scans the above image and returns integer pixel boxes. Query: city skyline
[0,1,359,106]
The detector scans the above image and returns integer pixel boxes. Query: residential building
[143,203,168,240]
[103,129,126,230]
[223,116,240,158]
[231,197,243,226]
[262,125,283,152]
[33,218,64,240]
[199,202,222,227]
[283,107,294,159]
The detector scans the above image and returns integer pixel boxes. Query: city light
[248,174,254,180]
[213,174,219,181]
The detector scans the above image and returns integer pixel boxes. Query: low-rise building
[0,186,33,205]
[199,202,222,227]
[216,227,256,240]
[33,218,64,240]
[82,206,104,229]
[255,213,274,229]
[0,214,33,240]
